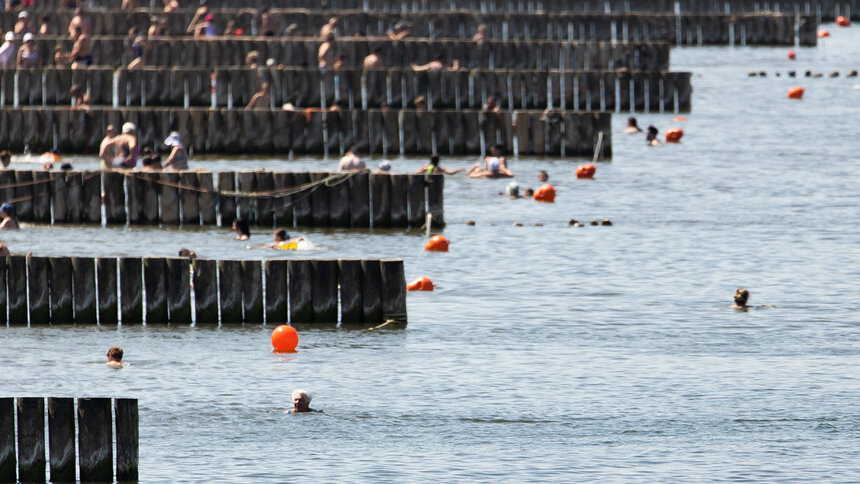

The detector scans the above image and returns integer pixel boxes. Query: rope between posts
[119,171,354,199]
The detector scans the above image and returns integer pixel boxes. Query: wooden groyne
[0,107,612,157]
[0,170,445,229]
[0,11,816,45]
[0,397,138,483]
[28,37,670,71]
[1,67,692,114]
[0,255,406,325]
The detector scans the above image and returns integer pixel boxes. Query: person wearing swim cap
[0,203,20,230]
[415,153,463,175]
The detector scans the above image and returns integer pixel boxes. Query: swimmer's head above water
[292,389,312,413]
[733,288,749,308]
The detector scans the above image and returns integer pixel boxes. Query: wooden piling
[236,172,256,223]
[255,171,275,226]
[264,260,288,324]
[349,172,370,228]
[193,259,218,324]
[218,260,243,324]
[241,260,264,323]
[217,172,236,226]
[27,256,50,325]
[166,257,192,324]
[197,172,217,225]
[0,257,5,327]
[73,257,97,324]
[159,172,180,224]
[390,174,408,227]
[329,174,351,227]
[312,259,339,323]
[103,170,126,224]
[7,255,27,325]
[16,397,45,483]
[338,259,363,324]
[292,172,313,227]
[47,397,75,483]
[371,173,391,228]
[427,174,445,227]
[76,398,113,483]
[65,171,84,223]
[114,399,139,483]
[407,174,427,229]
[126,172,143,224]
[97,257,118,325]
[380,259,407,322]
[0,398,15,482]
[309,172,331,227]
[288,260,313,323]
[361,259,383,323]
[32,171,52,223]
[272,172,294,227]
[119,257,143,324]
[140,172,159,224]
[82,170,102,224]
[13,171,33,221]
[49,257,74,324]
[51,172,69,223]
[143,257,168,323]
[180,171,200,225]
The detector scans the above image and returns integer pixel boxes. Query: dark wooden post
[47,397,75,483]
[52,171,69,223]
[264,260,288,324]
[288,260,313,323]
[309,172,330,227]
[255,171,275,226]
[292,172,312,227]
[192,259,218,324]
[0,257,6,323]
[13,171,33,221]
[72,257,97,324]
[77,398,113,483]
[380,259,407,323]
[241,260,263,323]
[371,173,391,228]
[272,172,294,227]
[82,170,102,224]
[126,172,144,224]
[218,260,243,324]
[217,171,236,226]
[426,173,444,228]
[97,257,118,325]
[0,398,15,482]
[7,255,27,324]
[114,399,138,483]
[312,259,338,323]
[103,170,127,225]
[361,259,383,323]
[166,257,192,324]
[31,171,52,223]
[65,171,84,223]
[349,172,370,228]
[143,257,168,323]
[49,257,74,324]
[236,172,256,223]
[16,397,45,483]
[407,174,426,229]
[338,259,363,324]
[197,172,217,225]
[329,174,351,227]
[119,257,143,324]
[141,172,159,224]
[389,174,408,227]
[159,172,180,224]
[27,256,50,324]
[180,171,200,226]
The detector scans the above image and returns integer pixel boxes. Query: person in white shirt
[0,32,15,68]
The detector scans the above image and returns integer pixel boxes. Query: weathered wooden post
[97,257,119,325]
[73,257,97,324]
[264,260,288,324]
[218,260,243,324]
[338,259,364,324]
[82,170,102,224]
[241,260,264,323]
[349,172,370,228]
[427,173,445,228]
[288,260,313,323]
[16,397,45,482]
[380,259,407,322]
[193,259,219,323]
[0,398,16,482]
[144,257,169,323]
[77,398,112,482]
[27,256,50,324]
[389,175,408,227]
[312,259,338,323]
[114,398,139,483]
[406,174,426,229]
[49,258,74,324]
[119,257,143,324]
[47,397,75,483]
[7,255,27,324]
[361,259,383,323]
[166,257,192,324]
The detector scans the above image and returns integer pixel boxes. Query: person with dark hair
[0,203,19,230]
[415,153,462,175]
[106,346,126,368]
[233,219,250,240]
[178,248,197,259]
[645,125,660,146]
[0,150,11,168]
[731,288,750,309]
[483,95,501,113]
[624,116,642,134]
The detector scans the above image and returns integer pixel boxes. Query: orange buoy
[424,235,449,252]
[533,184,556,202]
[836,16,850,27]
[576,164,596,179]
[271,324,299,352]
[665,128,684,143]
[787,87,804,99]
[672,116,687,121]
[818,29,830,37]
[406,276,435,291]
[787,50,796,60]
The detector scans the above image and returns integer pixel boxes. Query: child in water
[106,346,126,368]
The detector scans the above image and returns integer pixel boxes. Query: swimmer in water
[624,116,642,134]
[106,346,126,368]
[467,145,514,178]
[645,125,660,146]
[415,153,463,175]
[731,288,750,309]
[537,170,548,182]
[288,389,317,413]
[233,218,250,240]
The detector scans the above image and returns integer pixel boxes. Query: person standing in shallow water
[731,288,750,309]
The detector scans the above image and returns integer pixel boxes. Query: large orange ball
[787,87,804,99]
[576,164,596,179]
[424,235,449,252]
[533,184,556,202]
[271,325,299,352]
[836,16,850,27]
[407,276,435,291]
[665,128,684,143]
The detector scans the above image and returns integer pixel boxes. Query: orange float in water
[576,164,596,179]
[271,325,299,352]
[533,184,556,202]
[836,16,850,27]
[407,276,435,291]
[673,116,687,121]
[424,235,449,252]
[787,87,805,99]
[787,50,796,60]
[818,29,830,37]
[665,128,684,143]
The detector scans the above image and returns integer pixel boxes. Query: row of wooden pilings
[0,397,138,483]
[0,11,816,45]
[21,0,857,20]
[0,108,612,157]
[3,67,693,115]
[26,37,671,71]
[0,255,407,325]
[2,170,444,228]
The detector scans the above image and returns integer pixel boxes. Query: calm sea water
[2,27,859,482]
